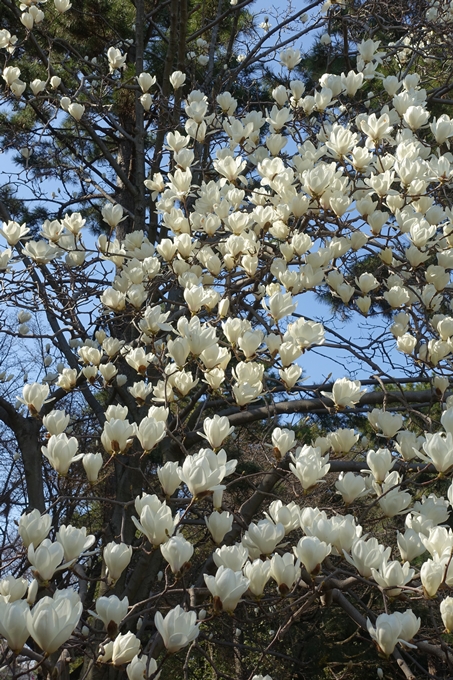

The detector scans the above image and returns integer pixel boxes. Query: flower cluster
[3,2,453,678]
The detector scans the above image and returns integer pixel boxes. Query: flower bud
[27,579,39,605]
[83,452,103,483]
[103,542,132,582]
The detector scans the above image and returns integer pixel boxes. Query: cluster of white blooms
[6,0,453,675]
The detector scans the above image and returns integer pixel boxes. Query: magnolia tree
[3,0,453,679]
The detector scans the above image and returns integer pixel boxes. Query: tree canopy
[2,1,453,680]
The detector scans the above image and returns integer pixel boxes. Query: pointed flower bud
[103,542,132,582]
[157,461,181,497]
[83,452,103,483]
[205,511,233,544]
[200,414,234,449]
[0,599,30,653]
[293,536,331,575]
[441,597,453,632]
[160,534,194,573]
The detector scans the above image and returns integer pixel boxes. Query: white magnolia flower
[321,378,366,408]
[154,605,199,652]
[419,432,453,472]
[27,592,82,654]
[178,448,236,497]
[161,534,194,573]
[17,383,49,414]
[200,414,234,449]
[367,613,402,656]
[204,566,249,612]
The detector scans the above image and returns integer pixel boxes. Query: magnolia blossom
[102,203,125,228]
[440,597,453,632]
[263,291,296,321]
[335,472,369,504]
[27,591,82,654]
[110,632,141,665]
[269,553,301,594]
[0,575,28,602]
[28,539,64,583]
[83,452,103,483]
[18,510,51,548]
[127,655,159,680]
[177,448,236,497]
[104,542,132,582]
[68,103,85,121]
[132,498,175,546]
[42,409,70,435]
[395,430,424,461]
[107,47,126,72]
[279,47,301,70]
[371,559,415,596]
[344,537,390,578]
[157,461,181,496]
[242,519,285,558]
[328,515,363,555]
[154,605,199,653]
[0,600,30,653]
[204,566,249,612]
[321,378,365,408]
[169,71,186,89]
[366,448,393,483]
[161,534,194,573]
[420,526,453,558]
[136,417,166,452]
[101,418,136,454]
[94,595,129,630]
[393,610,420,645]
[271,427,296,457]
[419,432,453,472]
[367,613,402,656]
[368,409,404,438]
[243,559,271,597]
[56,525,95,561]
[376,471,411,517]
[328,428,359,453]
[205,511,233,544]
[289,446,330,489]
[294,536,331,574]
[397,528,425,562]
[420,559,445,597]
[17,382,49,414]
[41,433,83,475]
[0,220,29,245]
[265,500,299,534]
[137,72,156,92]
[200,414,234,449]
[214,544,249,571]
[54,0,72,13]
